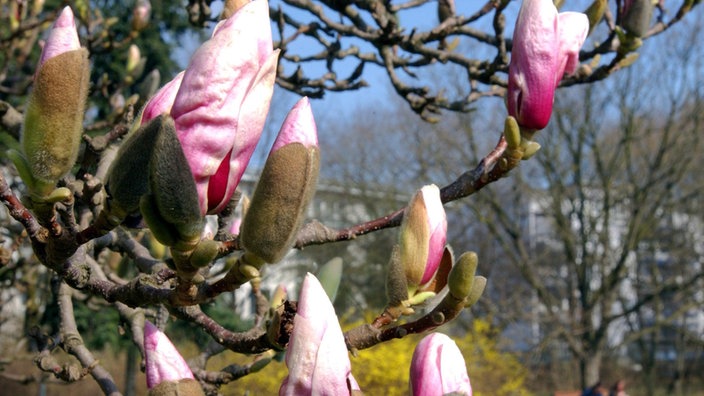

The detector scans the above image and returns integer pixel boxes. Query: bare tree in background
[465,28,704,390]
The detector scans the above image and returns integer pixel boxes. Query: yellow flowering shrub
[200,316,532,395]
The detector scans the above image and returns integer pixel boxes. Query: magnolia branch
[269,0,696,118]
[294,135,510,247]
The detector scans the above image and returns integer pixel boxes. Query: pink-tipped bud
[270,97,318,153]
[132,0,152,32]
[507,0,588,131]
[143,321,196,389]
[399,184,448,290]
[240,97,320,264]
[38,6,80,67]
[410,333,472,396]
[279,274,357,395]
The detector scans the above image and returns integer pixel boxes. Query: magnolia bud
[147,116,203,244]
[622,0,653,37]
[143,321,204,395]
[21,7,88,197]
[241,98,319,263]
[447,252,478,300]
[132,0,151,32]
[465,276,487,308]
[105,116,164,220]
[409,333,471,396]
[584,0,607,35]
[399,185,447,294]
[503,116,521,150]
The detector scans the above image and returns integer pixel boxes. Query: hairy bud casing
[147,116,203,243]
[105,116,164,219]
[21,48,89,193]
[240,144,319,263]
[241,97,319,263]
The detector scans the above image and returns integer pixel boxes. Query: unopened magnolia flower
[240,97,320,264]
[399,184,447,293]
[506,0,588,131]
[410,333,472,396]
[140,0,279,215]
[279,273,358,395]
[143,321,203,395]
[16,6,89,197]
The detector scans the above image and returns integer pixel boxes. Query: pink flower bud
[280,274,357,396]
[270,97,318,153]
[132,0,152,32]
[400,184,448,289]
[507,0,588,130]
[38,6,80,67]
[410,333,472,396]
[421,185,447,285]
[171,0,278,215]
[143,321,195,389]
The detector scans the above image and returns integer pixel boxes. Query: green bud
[190,239,219,268]
[448,251,478,300]
[616,52,640,69]
[249,350,276,373]
[105,116,164,219]
[503,116,521,150]
[407,291,436,306]
[465,276,487,307]
[21,49,89,197]
[240,144,320,263]
[521,140,541,160]
[585,0,607,35]
[316,257,343,302]
[239,263,261,280]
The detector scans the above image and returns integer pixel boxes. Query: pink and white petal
[271,97,318,154]
[39,7,81,66]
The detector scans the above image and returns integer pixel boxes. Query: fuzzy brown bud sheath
[145,115,204,246]
[240,98,319,263]
[20,7,88,197]
[104,116,165,222]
